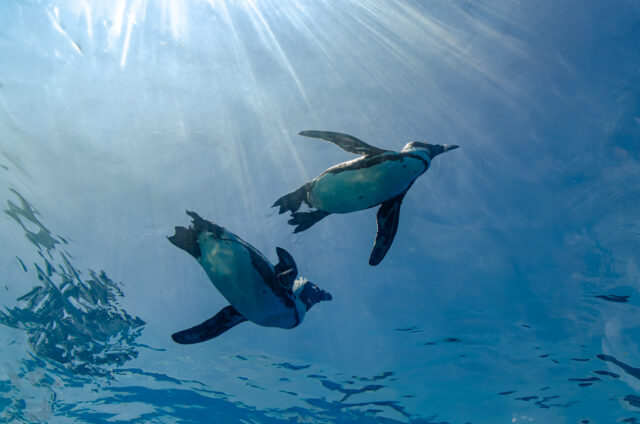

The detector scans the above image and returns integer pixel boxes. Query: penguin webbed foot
[288,210,330,233]
[185,210,224,238]
[167,225,201,259]
[272,184,310,215]
[168,211,226,259]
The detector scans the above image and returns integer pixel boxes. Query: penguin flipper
[369,193,406,266]
[288,210,330,233]
[171,305,247,344]
[274,247,298,289]
[299,130,386,156]
[275,247,297,272]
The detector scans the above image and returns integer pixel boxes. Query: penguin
[168,211,332,343]
[273,131,459,266]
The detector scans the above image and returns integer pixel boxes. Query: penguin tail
[272,184,310,214]
[168,211,224,259]
[288,210,330,233]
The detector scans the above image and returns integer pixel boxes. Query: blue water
[1,1,639,423]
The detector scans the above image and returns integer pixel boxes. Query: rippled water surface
[1,1,639,423]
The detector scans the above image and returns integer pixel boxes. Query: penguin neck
[402,147,431,165]
[292,278,309,325]
[293,296,307,324]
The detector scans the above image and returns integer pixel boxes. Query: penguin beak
[443,144,459,152]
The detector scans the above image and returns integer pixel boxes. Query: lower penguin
[168,211,332,344]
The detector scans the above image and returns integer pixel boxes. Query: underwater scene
[1,1,639,423]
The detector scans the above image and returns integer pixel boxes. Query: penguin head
[292,277,332,320]
[402,142,459,159]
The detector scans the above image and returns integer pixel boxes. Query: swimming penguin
[168,211,332,343]
[273,131,459,266]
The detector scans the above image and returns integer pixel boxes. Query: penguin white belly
[308,155,426,213]
[197,234,297,328]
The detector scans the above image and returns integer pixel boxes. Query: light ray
[78,0,93,38]
[243,0,311,108]
[216,0,310,182]
[108,0,127,43]
[119,11,135,68]
[45,7,83,55]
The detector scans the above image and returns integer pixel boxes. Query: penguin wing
[369,192,406,266]
[274,247,297,276]
[299,130,386,156]
[171,305,247,344]
[274,247,298,289]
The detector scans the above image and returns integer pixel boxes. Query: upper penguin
[273,131,459,266]
[168,211,331,344]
